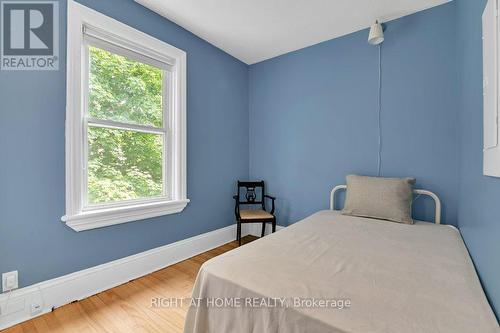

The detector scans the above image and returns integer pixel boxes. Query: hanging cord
[377,44,383,177]
[2,288,14,316]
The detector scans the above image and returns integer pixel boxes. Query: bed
[184,186,499,333]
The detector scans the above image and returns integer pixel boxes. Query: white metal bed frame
[329,185,442,225]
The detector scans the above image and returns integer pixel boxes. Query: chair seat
[240,209,274,220]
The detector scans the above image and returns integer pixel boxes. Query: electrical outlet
[29,289,44,316]
[2,271,18,292]
[31,300,42,315]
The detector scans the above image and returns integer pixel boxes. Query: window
[63,1,188,231]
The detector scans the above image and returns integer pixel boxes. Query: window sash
[84,38,171,129]
[83,124,168,209]
[82,38,172,209]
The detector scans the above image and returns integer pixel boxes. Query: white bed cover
[185,211,499,333]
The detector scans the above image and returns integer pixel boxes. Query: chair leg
[237,221,241,246]
[272,218,276,233]
[261,222,266,238]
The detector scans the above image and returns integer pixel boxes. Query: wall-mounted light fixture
[368,20,384,45]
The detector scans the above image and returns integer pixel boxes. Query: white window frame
[62,0,188,231]
[483,0,500,177]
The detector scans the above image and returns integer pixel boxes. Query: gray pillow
[342,175,416,224]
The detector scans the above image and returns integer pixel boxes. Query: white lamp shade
[368,21,384,45]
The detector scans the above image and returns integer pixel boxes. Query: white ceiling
[135,0,451,65]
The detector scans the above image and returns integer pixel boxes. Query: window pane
[87,126,164,204]
[88,46,163,128]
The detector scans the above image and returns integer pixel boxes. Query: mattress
[184,210,499,333]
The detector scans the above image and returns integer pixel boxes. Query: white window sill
[61,199,190,232]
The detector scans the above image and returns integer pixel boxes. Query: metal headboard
[329,185,442,225]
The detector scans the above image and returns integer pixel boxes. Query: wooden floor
[2,236,258,333]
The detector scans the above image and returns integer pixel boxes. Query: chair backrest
[236,180,266,209]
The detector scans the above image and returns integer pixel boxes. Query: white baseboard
[0,223,273,330]
[0,222,285,330]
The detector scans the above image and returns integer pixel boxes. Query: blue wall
[456,0,500,317]
[0,0,249,287]
[1,0,499,319]
[249,3,458,226]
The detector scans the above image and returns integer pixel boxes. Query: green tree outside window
[87,46,164,204]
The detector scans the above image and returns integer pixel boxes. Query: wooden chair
[233,181,276,246]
